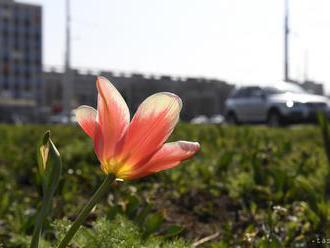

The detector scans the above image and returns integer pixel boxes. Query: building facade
[43,68,233,121]
[301,80,324,95]
[0,0,42,122]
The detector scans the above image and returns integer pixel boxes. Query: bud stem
[30,192,53,248]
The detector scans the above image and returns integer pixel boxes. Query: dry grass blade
[192,232,220,247]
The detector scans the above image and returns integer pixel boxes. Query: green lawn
[0,124,329,247]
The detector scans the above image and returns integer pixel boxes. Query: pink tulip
[75,76,200,180]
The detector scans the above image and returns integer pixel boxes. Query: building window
[3,63,10,76]
[14,67,19,76]
[14,17,19,27]
[33,13,41,25]
[24,32,30,41]
[3,18,8,27]
[25,83,31,91]
[3,55,9,63]
[3,80,9,90]
[35,33,40,42]
[2,29,8,41]
[25,72,30,80]
[35,57,41,66]
[24,18,30,28]
[14,83,19,96]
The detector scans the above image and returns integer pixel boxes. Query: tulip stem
[56,173,116,248]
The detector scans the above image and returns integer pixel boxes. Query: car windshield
[264,83,306,95]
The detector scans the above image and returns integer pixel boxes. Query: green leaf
[126,195,140,219]
[143,213,164,238]
[163,225,184,238]
[318,112,330,164]
[135,203,152,226]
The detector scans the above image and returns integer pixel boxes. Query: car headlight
[285,101,304,108]
[286,100,294,108]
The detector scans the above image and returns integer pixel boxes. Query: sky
[19,0,330,91]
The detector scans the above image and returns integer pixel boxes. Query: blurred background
[3,1,330,246]
[0,0,329,124]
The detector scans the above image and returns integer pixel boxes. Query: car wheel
[226,112,239,125]
[267,110,283,127]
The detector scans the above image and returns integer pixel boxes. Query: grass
[0,123,329,247]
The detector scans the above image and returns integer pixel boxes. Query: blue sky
[19,0,330,90]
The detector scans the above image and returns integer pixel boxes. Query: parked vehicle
[225,82,330,126]
[190,115,209,124]
[209,114,225,124]
[190,115,225,124]
[49,111,77,124]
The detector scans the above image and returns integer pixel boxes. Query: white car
[190,115,209,124]
[49,112,77,124]
[225,82,330,126]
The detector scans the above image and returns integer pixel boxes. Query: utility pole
[65,0,71,72]
[303,49,309,82]
[284,0,290,81]
[62,0,73,122]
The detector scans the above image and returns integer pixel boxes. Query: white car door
[243,87,268,122]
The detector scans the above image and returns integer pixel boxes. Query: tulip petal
[116,92,182,166]
[94,122,104,163]
[129,141,200,179]
[75,105,97,138]
[96,76,130,161]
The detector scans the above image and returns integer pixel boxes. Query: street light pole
[65,0,71,71]
[62,0,73,122]
[284,0,290,82]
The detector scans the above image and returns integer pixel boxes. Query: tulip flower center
[101,159,132,180]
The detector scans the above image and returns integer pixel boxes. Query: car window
[248,87,264,97]
[264,87,282,95]
[231,87,264,98]
[230,88,248,98]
